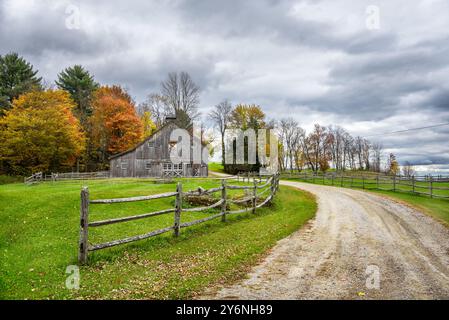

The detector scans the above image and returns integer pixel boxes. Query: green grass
[208,162,225,174]
[282,175,449,226]
[0,175,23,185]
[0,178,316,299]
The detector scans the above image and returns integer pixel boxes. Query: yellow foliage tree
[229,104,266,130]
[0,90,85,174]
[141,110,157,138]
[388,153,400,175]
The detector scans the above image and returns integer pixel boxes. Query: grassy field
[282,175,449,226]
[0,178,316,299]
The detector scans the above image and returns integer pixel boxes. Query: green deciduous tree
[226,104,267,173]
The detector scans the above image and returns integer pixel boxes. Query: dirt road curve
[206,180,449,299]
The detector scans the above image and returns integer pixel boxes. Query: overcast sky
[1,0,449,171]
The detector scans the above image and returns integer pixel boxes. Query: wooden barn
[109,117,208,178]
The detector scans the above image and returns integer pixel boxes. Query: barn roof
[109,120,206,160]
[109,120,179,160]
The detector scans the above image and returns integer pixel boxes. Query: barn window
[145,162,152,170]
[148,141,155,147]
[121,162,128,169]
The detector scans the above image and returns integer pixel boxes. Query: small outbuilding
[109,117,208,178]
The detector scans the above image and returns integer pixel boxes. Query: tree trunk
[221,134,225,166]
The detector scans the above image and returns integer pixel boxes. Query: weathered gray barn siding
[109,121,208,178]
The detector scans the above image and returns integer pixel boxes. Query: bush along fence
[78,173,280,264]
[282,171,449,199]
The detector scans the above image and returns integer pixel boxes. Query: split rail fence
[24,172,43,185]
[283,171,449,199]
[25,171,110,184]
[78,173,280,264]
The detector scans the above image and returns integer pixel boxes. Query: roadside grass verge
[282,177,449,226]
[0,178,316,299]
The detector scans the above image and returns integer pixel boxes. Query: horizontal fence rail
[26,171,241,185]
[281,171,449,200]
[25,171,110,184]
[24,172,43,185]
[78,173,280,264]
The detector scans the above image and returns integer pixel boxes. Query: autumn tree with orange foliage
[91,86,143,165]
[0,90,85,175]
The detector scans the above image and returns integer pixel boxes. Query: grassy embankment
[207,162,226,174]
[0,177,316,299]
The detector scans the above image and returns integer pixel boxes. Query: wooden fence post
[429,177,433,199]
[362,176,365,189]
[376,175,379,190]
[270,174,275,201]
[221,179,227,222]
[277,173,280,192]
[252,178,257,214]
[340,175,344,187]
[331,175,334,186]
[78,187,89,264]
[412,176,415,193]
[276,173,281,192]
[174,182,182,237]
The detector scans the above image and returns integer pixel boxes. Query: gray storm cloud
[1,0,448,168]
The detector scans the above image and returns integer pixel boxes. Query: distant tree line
[208,103,402,175]
[0,52,205,175]
[276,120,402,174]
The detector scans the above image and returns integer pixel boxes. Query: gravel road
[205,180,449,299]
